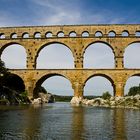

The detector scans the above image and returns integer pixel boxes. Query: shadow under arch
[83,41,115,68]
[33,73,73,97]
[84,73,115,96]
[3,73,25,92]
[124,42,140,68]
[35,41,74,68]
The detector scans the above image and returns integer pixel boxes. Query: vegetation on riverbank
[0,60,30,105]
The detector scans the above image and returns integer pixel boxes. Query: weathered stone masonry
[0,24,140,98]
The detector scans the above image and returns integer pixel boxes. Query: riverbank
[70,95,140,109]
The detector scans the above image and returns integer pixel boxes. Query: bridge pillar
[24,79,36,99]
[114,82,124,96]
[72,82,84,97]
[115,56,124,69]
[74,56,83,68]
[26,52,36,69]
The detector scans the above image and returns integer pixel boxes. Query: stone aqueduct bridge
[0,24,140,98]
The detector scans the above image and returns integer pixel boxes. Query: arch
[84,74,115,96]
[57,31,64,37]
[0,33,5,39]
[33,73,73,97]
[84,41,114,52]
[82,31,89,37]
[69,31,77,37]
[84,41,114,68]
[45,32,53,38]
[11,33,17,39]
[124,74,140,95]
[122,30,129,37]
[36,42,74,69]
[124,42,140,68]
[3,73,25,92]
[95,31,103,37]
[1,43,27,69]
[34,32,41,38]
[108,31,116,37]
[22,32,29,38]
[135,31,140,37]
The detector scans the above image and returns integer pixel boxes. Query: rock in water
[70,97,83,105]
[32,98,42,105]
[32,92,55,104]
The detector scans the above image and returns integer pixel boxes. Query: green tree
[102,91,111,100]
[128,84,140,96]
[0,59,7,74]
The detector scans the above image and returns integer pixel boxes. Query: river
[0,102,140,140]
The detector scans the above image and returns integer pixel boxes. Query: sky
[1,0,140,96]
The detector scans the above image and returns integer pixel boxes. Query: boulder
[32,98,42,105]
[70,97,83,105]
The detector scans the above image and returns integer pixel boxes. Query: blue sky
[0,0,140,26]
[1,0,140,96]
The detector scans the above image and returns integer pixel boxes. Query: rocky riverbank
[70,95,140,109]
[31,92,55,105]
[0,86,31,105]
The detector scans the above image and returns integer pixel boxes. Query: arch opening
[11,33,17,39]
[2,73,25,92]
[57,32,64,37]
[34,32,41,38]
[108,31,116,37]
[135,31,140,37]
[22,33,29,38]
[82,31,89,37]
[122,31,129,37]
[69,31,76,37]
[84,42,114,68]
[46,32,53,38]
[124,75,140,96]
[0,33,5,39]
[36,43,74,69]
[33,74,73,100]
[124,42,140,68]
[84,75,114,96]
[95,31,103,37]
[1,43,27,69]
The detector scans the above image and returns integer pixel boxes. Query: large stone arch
[83,41,115,68]
[35,41,75,68]
[2,73,26,92]
[0,42,27,69]
[33,73,73,97]
[84,73,115,96]
[124,73,140,95]
[124,42,140,68]
[83,41,115,54]
[0,42,27,57]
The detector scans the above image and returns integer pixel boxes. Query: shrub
[102,91,111,100]
[128,84,140,96]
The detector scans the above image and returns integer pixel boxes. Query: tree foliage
[128,84,140,96]
[0,59,7,74]
[102,91,111,100]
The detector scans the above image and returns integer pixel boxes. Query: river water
[0,102,140,140]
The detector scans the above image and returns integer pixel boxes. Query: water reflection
[0,103,140,140]
[113,109,127,140]
[22,105,42,139]
[72,106,85,140]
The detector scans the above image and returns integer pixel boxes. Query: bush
[102,91,111,100]
[128,85,140,96]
